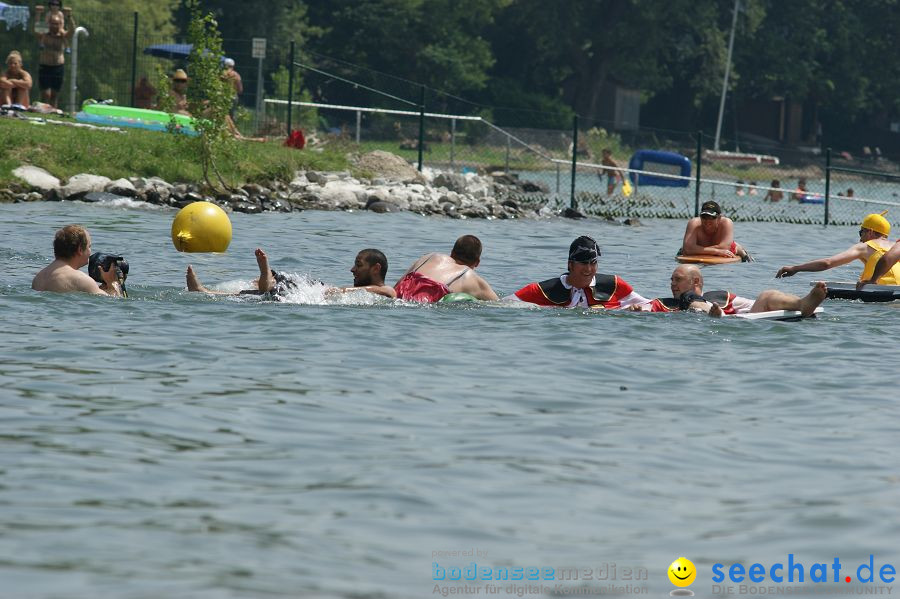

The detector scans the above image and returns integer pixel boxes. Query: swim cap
[861,211,890,236]
[568,236,601,263]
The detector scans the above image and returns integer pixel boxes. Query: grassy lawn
[0,116,350,189]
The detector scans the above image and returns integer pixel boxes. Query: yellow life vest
[860,240,900,285]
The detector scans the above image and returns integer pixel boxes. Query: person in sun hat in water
[634,264,827,318]
[394,235,498,302]
[507,235,649,309]
[777,211,900,285]
[186,248,396,299]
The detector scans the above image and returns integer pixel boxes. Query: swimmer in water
[635,264,827,318]
[679,200,752,261]
[777,212,900,285]
[394,235,498,302]
[186,248,396,299]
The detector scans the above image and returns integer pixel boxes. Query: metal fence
[1,7,266,135]
[262,93,900,228]
[4,6,898,226]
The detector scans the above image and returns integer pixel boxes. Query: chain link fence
[1,7,266,135]
[4,6,899,225]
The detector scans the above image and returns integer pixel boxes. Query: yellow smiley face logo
[668,557,697,587]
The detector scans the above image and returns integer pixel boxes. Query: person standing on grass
[32,0,75,108]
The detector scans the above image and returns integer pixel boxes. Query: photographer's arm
[98,263,124,297]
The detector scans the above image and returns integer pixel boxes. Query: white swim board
[732,307,824,321]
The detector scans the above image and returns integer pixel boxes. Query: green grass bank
[0,117,350,189]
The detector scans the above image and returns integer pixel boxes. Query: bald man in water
[635,264,827,317]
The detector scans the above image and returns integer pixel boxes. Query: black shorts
[38,64,64,91]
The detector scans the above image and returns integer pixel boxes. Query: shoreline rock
[4,151,557,219]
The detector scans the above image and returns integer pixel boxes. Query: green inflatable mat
[82,103,195,129]
[439,292,479,303]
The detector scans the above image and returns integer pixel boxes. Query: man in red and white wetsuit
[637,264,826,317]
[394,235,499,302]
[507,235,649,309]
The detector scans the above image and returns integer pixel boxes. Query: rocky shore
[3,151,555,220]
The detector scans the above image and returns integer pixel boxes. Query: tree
[157,1,235,189]
[486,0,737,125]
[305,0,506,109]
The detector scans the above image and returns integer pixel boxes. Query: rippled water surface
[2,201,900,598]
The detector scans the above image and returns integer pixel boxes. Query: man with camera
[32,224,125,297]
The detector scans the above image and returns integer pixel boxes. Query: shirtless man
[0,51,32,107]
[32,2,75,108]
[680,200,751,261]
[222,58,242,117]
[762,179,783,203]
[186,248,396,299]
[32,224,123,297]
[777,212,900,285]
[638,264,827,318]
[169,69,190,116]
[600,149,622,196]
[508,235,649,309]
[395,235,498,302]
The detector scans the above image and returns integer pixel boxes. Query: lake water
[2,201,900,599]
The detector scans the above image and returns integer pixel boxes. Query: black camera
[88,252,129,284]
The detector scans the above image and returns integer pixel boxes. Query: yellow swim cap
[861,211,890,236]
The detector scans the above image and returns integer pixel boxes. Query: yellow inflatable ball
[171,201,233,253]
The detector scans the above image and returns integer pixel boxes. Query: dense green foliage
[196,0,896,149]
[157,1,237,189]
[5,0,899,152]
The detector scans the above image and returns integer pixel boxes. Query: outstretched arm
[32,7,42,37]
[336,285,396,299]
[776,243,868,278]
[64,8,76,38]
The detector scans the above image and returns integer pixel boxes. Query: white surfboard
[732,307,824,321]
